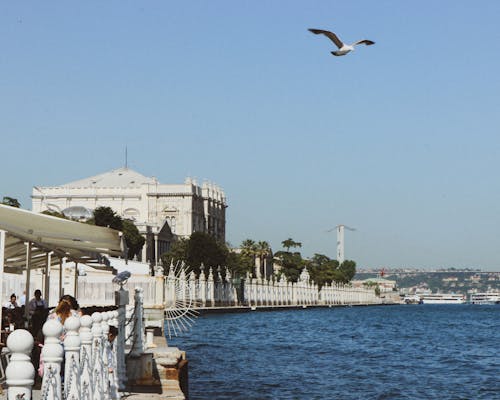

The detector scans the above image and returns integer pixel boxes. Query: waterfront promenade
[0,205,394,399]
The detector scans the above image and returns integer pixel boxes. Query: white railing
[165,265,383,308]
[4,299,137,400]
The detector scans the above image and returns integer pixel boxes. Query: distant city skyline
[2,1,500,271]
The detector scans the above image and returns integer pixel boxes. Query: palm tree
[256,241,271,277]
[241,239,257,258]
[239,239,257,275]
[282,238,302,252]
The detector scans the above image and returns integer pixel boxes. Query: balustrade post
[41,320,64,400]
[108,311,119,400]
[199,268,206,307]
[80,315,93,400]
[189,271,196,306]
[216,269,223,305]
[64,316,81,400]
[180,268,187,307]
[208,267,215,307]
[116,305,127,390]
[6,329,35,400]
[91,312,104,400]
[130,287,145,356]
[101,312,111,398]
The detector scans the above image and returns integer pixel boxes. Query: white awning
[0,203,124,269]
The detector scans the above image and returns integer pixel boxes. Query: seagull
[112,270,131,285]
[308,28,375,56]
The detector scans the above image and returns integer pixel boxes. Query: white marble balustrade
[5,309,121,400]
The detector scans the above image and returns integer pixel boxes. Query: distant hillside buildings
[32,167,227,264]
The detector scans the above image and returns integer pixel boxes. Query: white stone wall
[32,170,228,256]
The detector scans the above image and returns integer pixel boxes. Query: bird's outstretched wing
[308,28,344,49]
[353,39,375,46]
[112,270,131,284]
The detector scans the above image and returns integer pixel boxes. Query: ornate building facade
[31,167,227,263]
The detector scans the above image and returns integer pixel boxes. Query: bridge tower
[336,224,356,264]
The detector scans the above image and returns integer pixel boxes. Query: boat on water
[470,292,500,305]
[420,293,465,304]
[403,294,422,304]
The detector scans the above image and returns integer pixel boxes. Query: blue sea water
[167,305,500,399]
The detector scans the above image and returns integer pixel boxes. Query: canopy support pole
[74,262,78,298]
[44,252,51,307]
[59,258,63,300]
[25,241,32,321]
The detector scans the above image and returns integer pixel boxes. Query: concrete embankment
[125,333,188,399]
[195,302,396,315]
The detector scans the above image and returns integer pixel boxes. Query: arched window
[123,208,140,221]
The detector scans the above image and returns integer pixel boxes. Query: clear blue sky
[1,1,500,271]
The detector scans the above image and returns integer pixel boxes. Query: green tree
[41,210,68,219]
[1,197,20,208]
[332,260,357,284]
[239,239,258,276]
[161,238,189,267]
[308,253,339,288]
[186,232,228,274]
[256,240,271,274]
[122,219,145,259]
[281,238,301,252]
[91,206,123,230]
[274,250,305,282]
[226,251,249,278]
[90,206,144,259]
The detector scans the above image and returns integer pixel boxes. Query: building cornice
[32,194,142,200]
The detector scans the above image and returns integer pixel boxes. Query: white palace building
[31,167,227,264]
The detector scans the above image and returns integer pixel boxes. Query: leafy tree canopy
[90,206,144,259]
[161,232,229,276]
[122,219,145,259]
[274,250,305,282]
[1,197,20,208]
[161,238,189,266]
[41,210,68,219]
[91,206,123,230]
[308,253,339,288]
[187,232,228,273]
[281,238,301,252]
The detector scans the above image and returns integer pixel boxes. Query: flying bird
[308,28,375,56]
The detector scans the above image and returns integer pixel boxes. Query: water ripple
[168,305,500,399]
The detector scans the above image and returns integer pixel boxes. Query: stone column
[141,234,148,262]
[154,233,159,265]
[255,256,261,279]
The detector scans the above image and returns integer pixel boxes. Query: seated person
[3,293,19,309]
